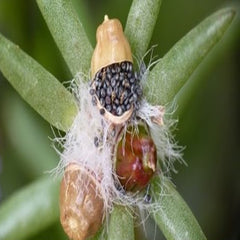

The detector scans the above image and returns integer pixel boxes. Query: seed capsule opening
[90,16,142,125]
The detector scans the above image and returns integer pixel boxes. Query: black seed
[135,101,140,110]
[114,86,119,96]
[126,103,131,110]
[103,82,107,89]
[107,73,112,80]
[116,66,121,73]
[129,96,134,103]
[105,104,112,112]
[111,67,116,74]
[89,88,95,95]
[111,78,116,87]
[130,77,135,84]
[106,66,110,73]
[116,106,123,116]
[131,84,136,93]
[100,98,105,106]
[115,73,119,81]
[121,105,126,112]
[105,79,110,87]
[114,98,120,105]
[121,62,126,70]
[105,96,111,105]
[124,98,129,106]
[119,74,124,82]
[96,71,101,78]
[100,88,106,98]
[99,108,105,115]
[135,72,138,79]
[107,86,112,96]
[144,194,152,204]
[133,93,138,102]
[112,104,117,110]
[94,136,99,147]
[118,86,123,97]
[92,96,97,106]
[127,72,132,78]
[128,63,133,72]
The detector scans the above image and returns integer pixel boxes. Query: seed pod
[115,123,157,191]
[90,15,141,125]
[91,15,133,77]
[60,164,104,240]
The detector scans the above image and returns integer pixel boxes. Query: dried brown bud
[115,124,157,191]
[60,164,104,240]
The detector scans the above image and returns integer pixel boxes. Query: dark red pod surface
[116,125,157,191]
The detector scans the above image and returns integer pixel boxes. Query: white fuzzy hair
[52,55,184,230]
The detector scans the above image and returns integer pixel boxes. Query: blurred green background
[0,0,239,240]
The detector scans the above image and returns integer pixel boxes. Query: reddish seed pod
[115,124,157,191]
[60,164,104,240]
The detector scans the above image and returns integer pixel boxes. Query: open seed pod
[60,163,104,240]
[90,15,143,125]
[115,122,157,192]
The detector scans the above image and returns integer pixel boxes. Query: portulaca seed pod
[60,164,104,240]
[90,15,143,125]
[115,123,157,191]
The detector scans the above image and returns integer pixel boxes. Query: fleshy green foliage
[37,0,93,77]
[125,0,162,59]
[145,8,235,105]
[0,1,237,240]
[107,206,135,240]
[0,33,78,132]
[151,178,207,240]
[0,177,60,240]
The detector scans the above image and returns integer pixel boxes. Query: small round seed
[144,194,152,204]
[89,88,95,95]
[111,78,116,87]
[114,98,120,105]
[116,106,123,116]
[100,98,105,106]
[99,108,105,115]
[107,86,112,96]
[121,62,126,70]
[105,96,111,105]
[105,104,112,112]
[100,88,106,98]
[126,103,131,110]
[115,73,119,81]
[94,136,99,147]
[130,77,135,84]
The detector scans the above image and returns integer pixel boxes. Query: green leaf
[0,176,60,240]
[0,33,78,132]
[125,0,162,59]
[107,205,135,240]
[37,0,93,76]
[145,7,235,105]
[2,95,58,178]
[150,177,207,240]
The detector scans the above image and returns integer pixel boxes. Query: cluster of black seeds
[90,61,142,117]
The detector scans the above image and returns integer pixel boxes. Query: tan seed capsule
[91,15,133,77]
[60,164,104,240]
[91,15,135,125]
